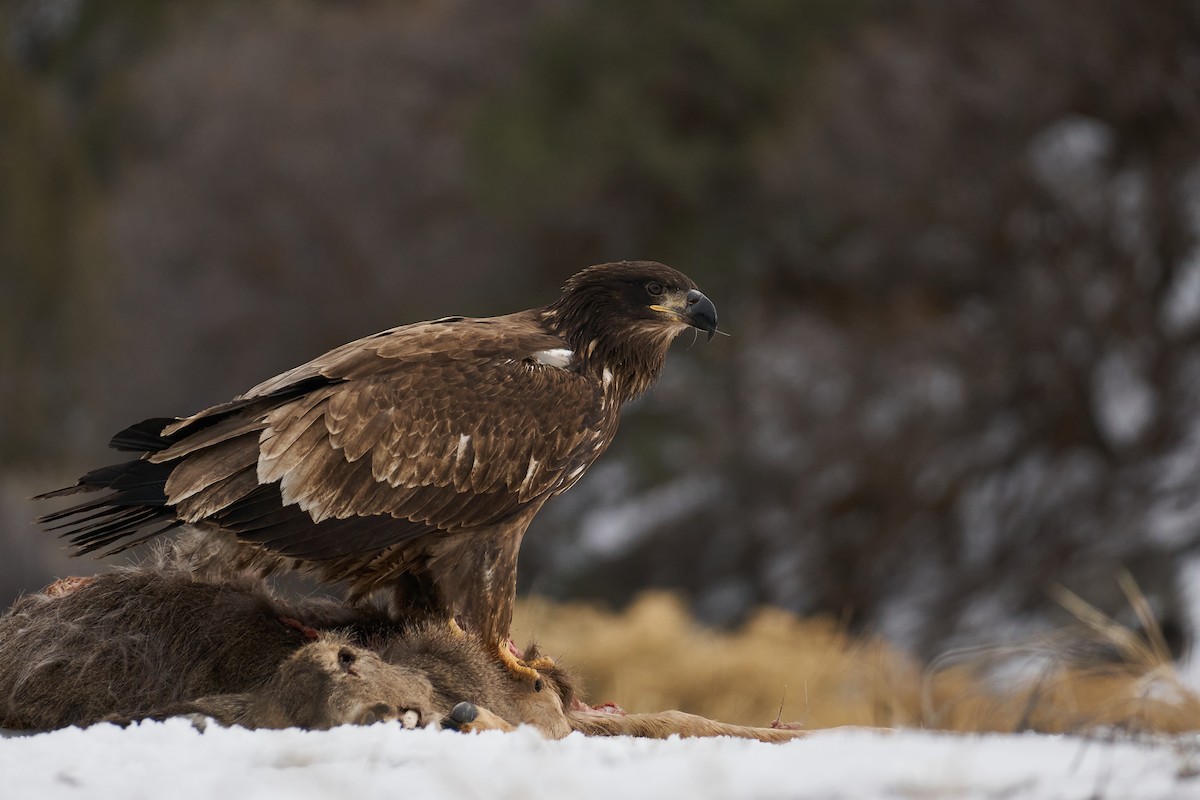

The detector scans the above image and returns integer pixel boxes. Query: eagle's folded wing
[114,317,606,563]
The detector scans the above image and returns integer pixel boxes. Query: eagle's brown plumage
[38,261,718,662]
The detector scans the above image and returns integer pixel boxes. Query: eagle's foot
[525,654,556,672]
[496,641,554,692]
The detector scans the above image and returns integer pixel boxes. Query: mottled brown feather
[163,435,259,503]
[175,467,261,520]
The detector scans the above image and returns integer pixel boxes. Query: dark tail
[35,458,183,556]
[35,377,338,557]
[107,417,178,452]
[35,416,183,556]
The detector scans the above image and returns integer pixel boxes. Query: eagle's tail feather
[35,459,178,555]
[63,507,163,547]
[74,520,185,557]
[42,500,138,530]
[108,417,179,452]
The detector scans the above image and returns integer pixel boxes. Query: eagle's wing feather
[155,314,603,562]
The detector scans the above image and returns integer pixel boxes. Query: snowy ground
[3,721,1200,800]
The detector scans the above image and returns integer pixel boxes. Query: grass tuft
[512,585,1200,734]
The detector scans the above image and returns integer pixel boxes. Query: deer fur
[0,543,806,742]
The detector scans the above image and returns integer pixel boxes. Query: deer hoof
[447,701,478,728]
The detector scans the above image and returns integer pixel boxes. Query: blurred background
[4,0,1200,674]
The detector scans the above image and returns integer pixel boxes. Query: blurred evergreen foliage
[472,0,889,289]
[0,7,97,466]
[0,0,220,464]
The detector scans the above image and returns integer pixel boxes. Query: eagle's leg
[431,520,553,687]
[449,619,552,689]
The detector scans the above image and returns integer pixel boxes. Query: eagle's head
[544,260,718,399]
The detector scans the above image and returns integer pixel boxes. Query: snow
[3,721,1199,800]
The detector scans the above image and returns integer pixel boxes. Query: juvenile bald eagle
[39,261,717,683]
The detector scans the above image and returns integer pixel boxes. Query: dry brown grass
[512,585,1200,735]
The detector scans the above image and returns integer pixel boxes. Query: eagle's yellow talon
[496,643,553,690]
[525,655,556,672]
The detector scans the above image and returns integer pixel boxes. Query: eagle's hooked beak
[651,289,719,341]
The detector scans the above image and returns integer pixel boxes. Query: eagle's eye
[645,281,664,297]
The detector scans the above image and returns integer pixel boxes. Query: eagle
[38,261,718,684]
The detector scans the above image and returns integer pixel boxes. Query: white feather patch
[532,348,574,368]
[455,434,471,464]
[521,456,540,490]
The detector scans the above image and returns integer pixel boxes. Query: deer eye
[646,281,664,296]
[337,648,357,672]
